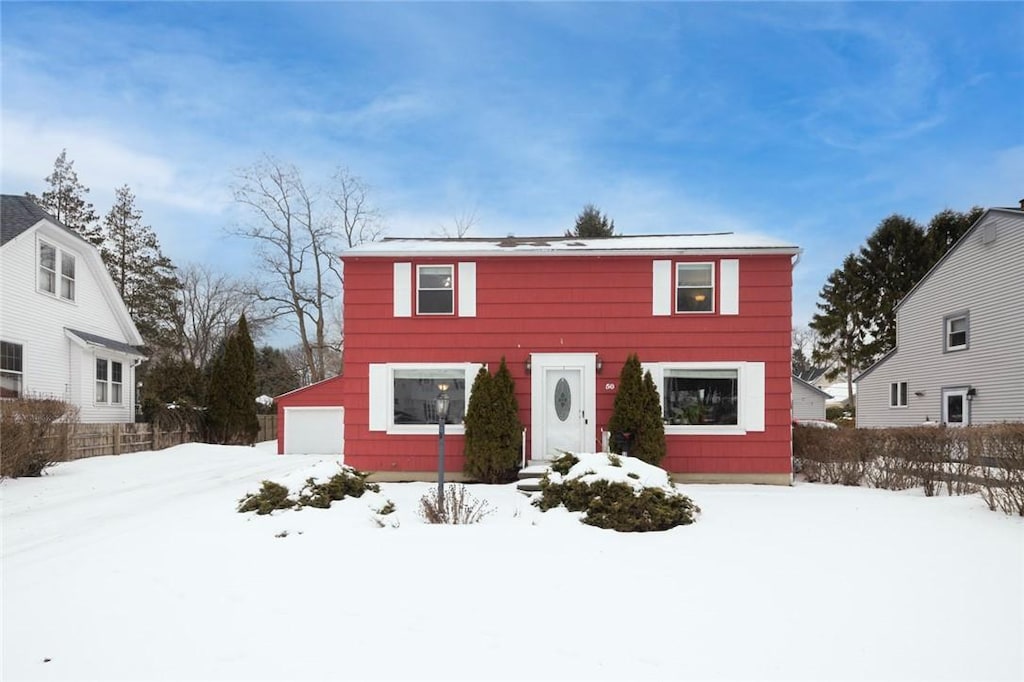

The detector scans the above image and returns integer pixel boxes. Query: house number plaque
[554,378,571,421]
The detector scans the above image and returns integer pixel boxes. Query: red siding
[280,252,794,476]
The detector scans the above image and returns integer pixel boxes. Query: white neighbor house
[792,375,831,421]
[1,194,146,422]
[855,204,1024,427]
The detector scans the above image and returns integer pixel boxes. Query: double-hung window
[38,241,76,301]
[417,265,454,315]
[890,381,908,408]
[944,313,969,352]
[1,341,23,398]
[675,263,714,313]
[96,358,123,404]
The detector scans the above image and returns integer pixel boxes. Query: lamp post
[435,382,451,502]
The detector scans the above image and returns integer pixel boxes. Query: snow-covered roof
[346,232,801,257]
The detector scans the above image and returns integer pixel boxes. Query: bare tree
[437,208,478,239]
[231,157,382,384]
[171,263,264,371]
[330,167,384,248]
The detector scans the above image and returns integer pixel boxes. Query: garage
[283,406,344,455]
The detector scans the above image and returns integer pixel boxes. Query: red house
[276,233,801,485]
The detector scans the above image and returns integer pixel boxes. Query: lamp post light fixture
[435,382,451,501]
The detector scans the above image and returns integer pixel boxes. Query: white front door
[543,367,584,458]
[529,353,597,462]
[942,388,969,427]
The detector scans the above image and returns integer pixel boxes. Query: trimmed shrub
[463,358,523,483]
[607,353,666,466]
[0,397,79,478]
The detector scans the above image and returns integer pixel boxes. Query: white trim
[393,262,411,317]
[889,380,908,408]
[368,362,483,435]
[457,262,476,317]
[529,353,597,460]
[675,262,715,314]
[720,259,739,315]
[652,260,672,316]
[643,361,765,435]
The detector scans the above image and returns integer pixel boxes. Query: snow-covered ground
[2,442,1022,681]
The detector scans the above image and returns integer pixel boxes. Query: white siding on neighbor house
[0,224,140,423]
[857,211,1024,427]
[792,380,827,421]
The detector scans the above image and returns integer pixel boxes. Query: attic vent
[981,224,996,245]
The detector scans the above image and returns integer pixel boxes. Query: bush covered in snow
[237,465,381,514]
[534,452,700,532]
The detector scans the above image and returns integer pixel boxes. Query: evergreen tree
[810,255,870,406]
[205,338,235,444]
[857,214,929,359]
[463,358,523,483]
[925,207,984,264]
[234,315,259,445]
[26,149,103,245]
[101,185,180,350]
[607,353,665,465]
[255,346,300,398]
[565,204,616,238]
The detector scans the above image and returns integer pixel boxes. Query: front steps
[516,461,551,494]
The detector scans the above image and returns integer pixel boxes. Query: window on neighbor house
[944,313,969,352]
[675,263,714,313]
[663,368,738,426]
[96,358,123,404]
[392,368,465,425]
[1,341,23,399]
[890,381,908,408]
[38,242,76,301]
[417,265,454,315]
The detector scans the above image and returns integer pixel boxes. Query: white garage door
[284,407,344,455]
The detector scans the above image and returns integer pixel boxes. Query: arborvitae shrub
[463,358,523,483]
[607,353,666,465]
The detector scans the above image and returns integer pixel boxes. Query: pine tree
[810,255,870,405]
[565,204,616,238]
[234,315,259,445]
[101,185,180,350]
[925,207,984,264]
[26,149,103,245]
[255,346,300,398]
[463,358,523,483]
[205,338,234,444]
[857,214,929,359]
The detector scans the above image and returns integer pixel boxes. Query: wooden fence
[56,415,278,461]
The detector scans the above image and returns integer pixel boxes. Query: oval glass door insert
[554,377,572,421]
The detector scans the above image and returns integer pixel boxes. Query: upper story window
[417,265,454,315]
[1,341,23,399]
[39,241,76,301]
[96,358,123,405]
[675,263,714,313]
[889,381,908,408]
[944,312,969,352]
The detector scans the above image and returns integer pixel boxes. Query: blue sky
[3,2,1022,343]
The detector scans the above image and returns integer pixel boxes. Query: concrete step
[517,463,551,480]
[516,477,544,494]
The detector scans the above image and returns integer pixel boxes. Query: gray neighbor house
[855,203,1024,428]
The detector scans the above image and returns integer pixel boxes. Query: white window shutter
[458,262,476,317]
[652,260,671,316]
[742,362,765,432]
[720,259,739,315]
[368,364,389,431]
[393,263,411,317]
